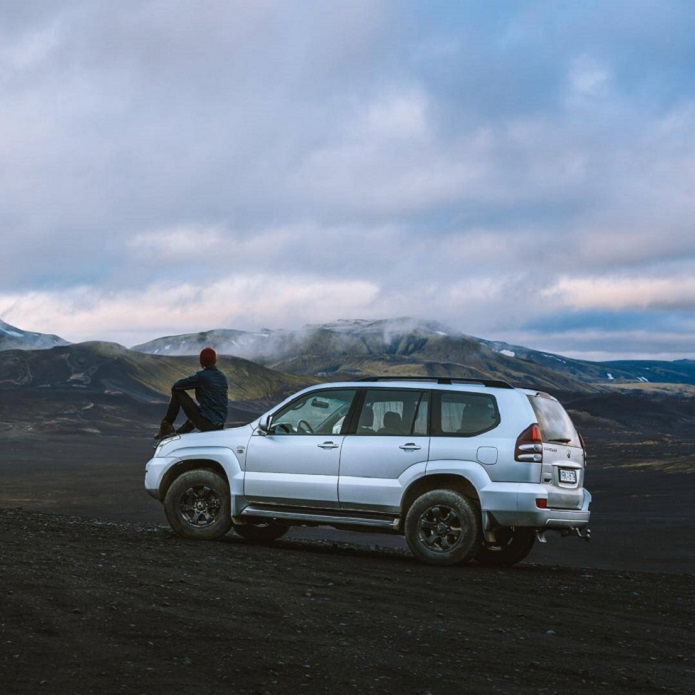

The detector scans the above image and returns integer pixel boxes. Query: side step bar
[238,505,400,530]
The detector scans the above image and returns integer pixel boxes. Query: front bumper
[144,456,180,500]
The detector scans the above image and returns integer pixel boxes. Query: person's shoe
[154,419,176,441]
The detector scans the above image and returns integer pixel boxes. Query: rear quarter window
[527,394,580,447]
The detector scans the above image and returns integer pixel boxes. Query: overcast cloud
[1,0,695,360]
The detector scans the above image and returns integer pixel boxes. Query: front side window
[355,389,429,436]
[271,389,357,435]
[434,391,499,436]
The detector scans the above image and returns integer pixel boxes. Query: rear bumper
[480,483,592,530]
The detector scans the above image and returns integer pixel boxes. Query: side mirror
[257,414,271,434]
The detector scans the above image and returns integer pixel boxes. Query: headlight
[153,434,180,457]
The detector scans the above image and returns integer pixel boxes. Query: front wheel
[474,527,536,566]
[164,469,232,540]
[404,490,482,566]
[233,521,288,543]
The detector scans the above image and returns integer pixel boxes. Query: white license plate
[559,469,577,484]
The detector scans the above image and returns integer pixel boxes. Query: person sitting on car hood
[154,347,228,440]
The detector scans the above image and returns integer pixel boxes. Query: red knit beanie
[199,347,217,368]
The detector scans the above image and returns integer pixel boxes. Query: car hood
[155,422,256,457]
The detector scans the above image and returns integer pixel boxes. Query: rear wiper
[547,438,571,443]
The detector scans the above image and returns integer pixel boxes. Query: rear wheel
[233,522,288,543]
[404,489,481,566]
[475,527,536,566]
[164,469,232,540]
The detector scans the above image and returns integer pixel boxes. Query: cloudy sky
[1,0,695,360]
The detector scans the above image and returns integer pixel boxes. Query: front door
[244,388,357,509]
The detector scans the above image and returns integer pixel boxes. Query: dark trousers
[164,390,220,433]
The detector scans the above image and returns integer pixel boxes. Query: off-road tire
[164,469,232,540]
[474,527,536,566]
[233,522,289,543]
[404,489,482,566]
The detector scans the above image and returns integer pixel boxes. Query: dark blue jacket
[173,366,228,427]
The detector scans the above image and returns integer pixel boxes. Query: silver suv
[144,377,591,566]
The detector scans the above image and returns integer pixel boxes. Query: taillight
[515,424,543,463]
[579,431,587,466]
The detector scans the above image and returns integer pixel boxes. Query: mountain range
[131,318,695,393]
[0,339,312,434]
[2,318,695,397]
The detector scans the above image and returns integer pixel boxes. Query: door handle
[317,441,339,449]
[399,443,421,451]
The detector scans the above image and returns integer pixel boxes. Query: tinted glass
[435,392,499,436]
[272,389,357,435]
[528,395,580,447]
[356,389,429,436]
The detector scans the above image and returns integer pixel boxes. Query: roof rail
[357,376,514,389]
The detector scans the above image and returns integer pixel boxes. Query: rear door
[338,388,430,513]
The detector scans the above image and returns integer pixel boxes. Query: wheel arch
[400,474,481,529]
[159,458,230,501]
[156,445,243,501]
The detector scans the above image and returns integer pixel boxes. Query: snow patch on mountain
[0,320,69,351]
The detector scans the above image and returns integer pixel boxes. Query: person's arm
[172,372,201,391]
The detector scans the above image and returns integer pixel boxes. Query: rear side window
[433,391,499,437]
[528,394,580,447]
[356,389,429,436]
